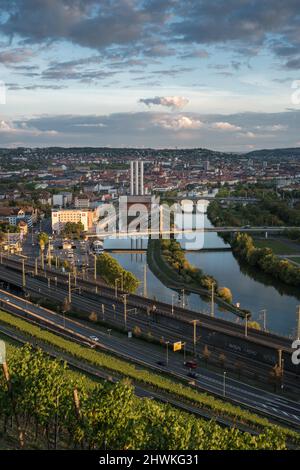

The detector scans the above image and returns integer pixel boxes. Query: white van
[92,240,104,255]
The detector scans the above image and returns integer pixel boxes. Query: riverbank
[147,239,249,319]
[207,201,300,288]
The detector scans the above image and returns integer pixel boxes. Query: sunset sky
[0,0,300,150]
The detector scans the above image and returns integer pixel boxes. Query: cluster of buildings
[0,206,38,235]
[0,147,300,237]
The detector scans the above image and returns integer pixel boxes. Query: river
[103,211,299,338]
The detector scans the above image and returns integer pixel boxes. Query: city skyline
[0,0,300,150]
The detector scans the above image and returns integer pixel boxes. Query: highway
[0,255,298,385]
[0,288,300,429]
[0,254,294,350]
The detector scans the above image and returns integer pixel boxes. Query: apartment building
[51,208,96,234]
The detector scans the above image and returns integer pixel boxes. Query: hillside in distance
[246,147,300,158]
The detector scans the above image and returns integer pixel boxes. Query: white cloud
[0,120,58,137]
[139,96,189,110]
[154,115,203,130]
[212,121,242,131]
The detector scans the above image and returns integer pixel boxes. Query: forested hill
[246,148,300,158]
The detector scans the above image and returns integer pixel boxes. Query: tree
[89,312,98,322]
[219,352,226,369]
[247,321,261,330]
[269,364,282,392]
[61,222,84,238]
[37,232,49,252]
[133,325,141,336]
[62,297,70,314]
[96,253,139,294]
[234,361,243,379]
[203,345,211,366]
[218,287,233,303]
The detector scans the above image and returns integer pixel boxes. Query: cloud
[285,57,300,70]
[180,49,209,59]
[0,0,299,71]
[212,122,242,131]
[154,115,203,130]
[0,47,34,65]
[0,119,58,137]
[0,110,299,151]
[139,95,189,110]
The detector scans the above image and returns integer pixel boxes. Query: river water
[104,212,299,338]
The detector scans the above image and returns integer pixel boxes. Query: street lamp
[115,278,122,298]
[245,312,250,337]
[260,309,267,331]
[211,282,215,317]
[166,341,170,366]
[122,294,128,330]
[191,319,200,357]
[223,371,227,397]
[181,289,185,308]
[171,293,176,315]
[182,341,186,363]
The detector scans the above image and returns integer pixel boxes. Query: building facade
[51,208,95,234]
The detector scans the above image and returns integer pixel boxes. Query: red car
[184,360,197,369]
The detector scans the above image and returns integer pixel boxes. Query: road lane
[0,288,299,429]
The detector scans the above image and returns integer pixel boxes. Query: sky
[0,0,300,151]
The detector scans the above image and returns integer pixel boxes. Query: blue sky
[0,0,300,150]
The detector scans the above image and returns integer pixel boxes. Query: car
[187,371,198,379]
[184,360,197,369]
[89,335,99,342]
[156,360,167,367]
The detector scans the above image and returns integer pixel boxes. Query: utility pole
[211,283,215,317]
[182,342,186,363]
[94,255,98,293]
[166,341,169,366]
[34,257,38,276]
[171,293,175,315]
[223,371,227,397]
[181,289,185,308]
[48,239,52,267]
[297,305,300,340]
[41,251,44,270]
[102,303,105,321]
[123,294,128,330]
[278,349,282,369]
[68,272,71,303]
[143,264,147,298]
[94,254,97,281]
[245,313,248,337]
[191,320,199,357]
[73,267,77,287]
[22,259,26,288]
[261,309,267,331]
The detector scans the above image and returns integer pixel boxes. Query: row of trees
[232,233,300,287]
[96,252,140,294]
[160,239,233,302]
[61,222,85,238]
[208,197,300,228]
[284,229,300,243]
[0,345,287,450]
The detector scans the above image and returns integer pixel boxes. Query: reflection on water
[104,213,299,338]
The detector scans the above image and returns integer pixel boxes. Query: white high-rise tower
[130,160,144,196]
